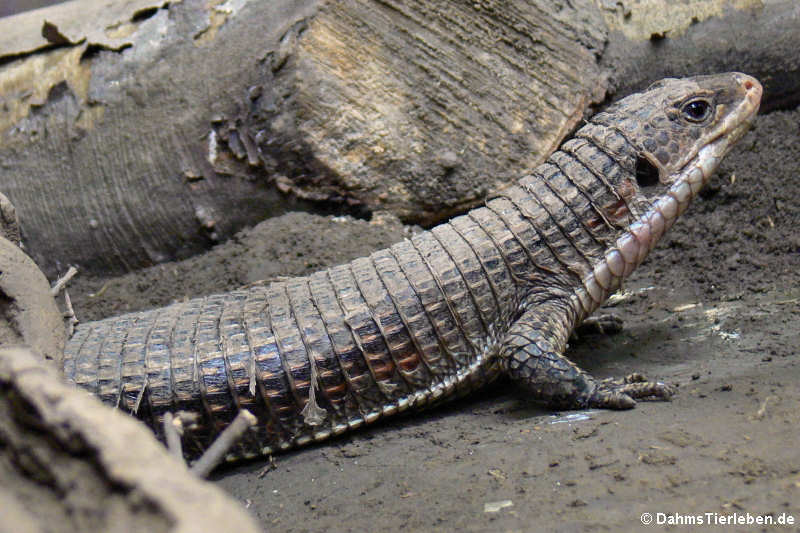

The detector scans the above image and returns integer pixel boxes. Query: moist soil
[65,107,800,532]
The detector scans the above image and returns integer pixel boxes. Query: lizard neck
[493,119,649,323]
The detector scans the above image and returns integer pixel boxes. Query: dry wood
[0,0,797,277]
[0,234,65,362]
[189,409,257,478]
[0,0,606,275]
[0,346,260,533]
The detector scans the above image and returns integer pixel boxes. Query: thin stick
[175,410,200,428]
[256,455,277,478]
[190,410,257,478]
[163,412,184,460]
[51,266,78,295]
[63,290,79,337]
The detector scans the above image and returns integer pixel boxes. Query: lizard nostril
[743,80,754,91]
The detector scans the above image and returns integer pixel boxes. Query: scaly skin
[64,73,762,460]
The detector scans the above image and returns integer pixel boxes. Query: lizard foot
[574,314,624,337]
[586,373,674,410]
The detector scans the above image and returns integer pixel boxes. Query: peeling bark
[0,0,318,276]
[250,0,608,222]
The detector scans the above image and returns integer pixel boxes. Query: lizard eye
[681,99,712,123]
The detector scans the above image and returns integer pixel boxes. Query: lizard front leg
[499,298,673,410]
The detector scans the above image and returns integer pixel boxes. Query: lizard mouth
[603,75,762,281]
[644,75,762,237]
[682,75,762,179]
[570,74,760,318]
[667,75,761,213]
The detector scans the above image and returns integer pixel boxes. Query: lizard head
[618,73,761,251]
[604,72,762,201]
[574,73,761,299]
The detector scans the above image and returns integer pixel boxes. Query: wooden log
[0,0,607,275]
[0,233,65,363]
[0,0,797,276]
[0,346,260,533]
[0,0,322,275]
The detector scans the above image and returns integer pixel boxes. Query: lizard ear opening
[635,155,660,188]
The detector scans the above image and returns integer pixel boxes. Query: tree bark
[0,234,65,362]
[0,0,607,275]
[0,346,261,533]
[0,0,321,276]
[0,0,797,276]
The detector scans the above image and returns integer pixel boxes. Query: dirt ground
[63,105,800,532]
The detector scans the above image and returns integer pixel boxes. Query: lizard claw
[587,374,674,410]
[575,314,624,336]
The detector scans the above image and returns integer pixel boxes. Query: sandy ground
[65,107,800,532]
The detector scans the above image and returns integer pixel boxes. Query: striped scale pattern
[64,128,639,459]
[65,73,762,459]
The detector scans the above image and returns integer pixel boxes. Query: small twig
[63,290,79,337]
[249,352,257,397]
[754,395,776,420]
[175,410,201,429]
[89,279,111,298]
[257,455,277,478]
[116,383,124,409]
[190,410,257,478]
[51,266,78,296]
[163,412,185,460]
[51,266,80,338]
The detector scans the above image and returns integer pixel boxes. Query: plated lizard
[63,73,762,460]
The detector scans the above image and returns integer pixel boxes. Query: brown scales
[63,73,761,460]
